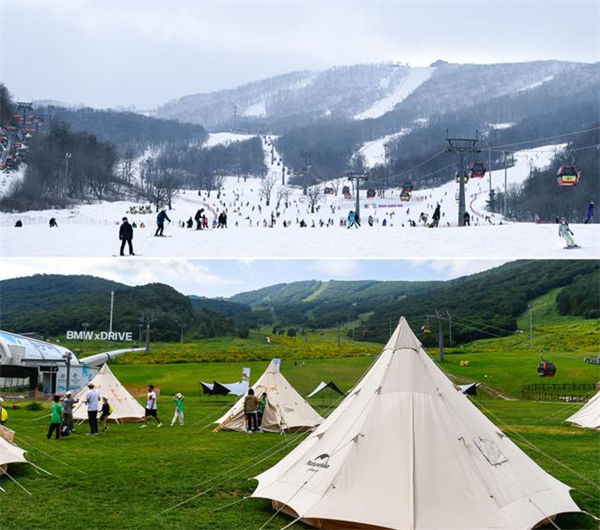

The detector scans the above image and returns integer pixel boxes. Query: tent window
[472,435,508,466]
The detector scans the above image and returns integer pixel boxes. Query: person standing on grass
[170,393,185,426]
[85,383,100,436]
[244,388,259,433]
[99,397,111,432]
[141,384,162,428]
[257,392,267,429]
[62,391,77,434]
[47,395,63,440]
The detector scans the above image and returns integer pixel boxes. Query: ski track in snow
[1,143,597,259]
[354,67,433,120]
[356,129,411,167]
[204,132,256,148]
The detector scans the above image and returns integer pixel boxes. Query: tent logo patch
[307,453,331,469]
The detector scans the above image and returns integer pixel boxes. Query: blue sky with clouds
[0,258,509,297]
[1,1,598,108]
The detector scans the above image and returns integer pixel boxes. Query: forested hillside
[0,275,234,341]
[36,105,208,155]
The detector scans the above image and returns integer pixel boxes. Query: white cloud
[0,258,240,295]
[409,259,511,279]
[312,260,362,277]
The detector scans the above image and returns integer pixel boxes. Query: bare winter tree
[330,177,341,196]
[276,185,292,209]
[260,174,277,206]
[119,149,136,185]
[307,185,322,213]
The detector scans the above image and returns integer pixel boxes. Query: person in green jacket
[170,393,185,426]
[257,392,267,428]
[47,395,63,440]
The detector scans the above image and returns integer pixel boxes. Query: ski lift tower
[445,135,481,226]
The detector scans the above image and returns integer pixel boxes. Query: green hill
[0,275,231,341]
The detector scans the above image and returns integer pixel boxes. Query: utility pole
[109,291,115,334]
[139,314,154,353]
[64,351,72,391]
[445,309,452,346]
[503,150,509,217]
[488,143,493,199]
[300,151,311,195]
[346,171,369,225]
[81,321,89,353]
[176,319,186,344]
[64,152,72,195]
[445,135,480,226]
[528,304,533,348]
[435,309,445,362]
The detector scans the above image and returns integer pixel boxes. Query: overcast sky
[1,1,598,109]
[0,258,509,297]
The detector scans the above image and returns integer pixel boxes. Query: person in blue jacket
[155,209,171,236]
[585,201,594,224]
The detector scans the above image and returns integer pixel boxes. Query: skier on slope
[194,208,204,230]
[429,204,441,228]
[558,217,579,249]
[155,209,171,237]
[119,217,135,256]
[585,201,594,224]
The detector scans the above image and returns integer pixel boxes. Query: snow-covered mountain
[154,60,599,130]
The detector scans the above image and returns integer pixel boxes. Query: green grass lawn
[2,356,599,529]
[3,306,599,529]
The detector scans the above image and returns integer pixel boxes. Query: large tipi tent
[72,364,145,423]
[252,317,581,529]
[566,390,600,429]
[214,359,323,433]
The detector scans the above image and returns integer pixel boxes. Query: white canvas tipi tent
[252,317,581,529]
[72,364,145,423]
[214,359,323,433]
[566,390,600,429]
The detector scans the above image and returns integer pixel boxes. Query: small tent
[566,390,600,429]
[214,359,323,433]
[252,317,581,529]
[213,380,249,396]
[307,381,344,398]
[0,426,27,468]
[72,364,145,423]
[457,382,480,396]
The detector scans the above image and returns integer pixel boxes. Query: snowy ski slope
[0,142,597,259]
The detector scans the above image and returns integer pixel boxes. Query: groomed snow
[489,123,515,130]
[204,132,257,148]
[1,143,597,259]
[355,130,411,168]
[354,67,434,120]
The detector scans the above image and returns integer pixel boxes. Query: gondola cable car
[469,161,487,179]
[557,151,581,187]
[400,191,411,202]
[402,181,414,192]
[537,350,556,377]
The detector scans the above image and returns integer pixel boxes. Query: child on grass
[170,393,185,426]
[99,397,111,432]
[47,395,63,440]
